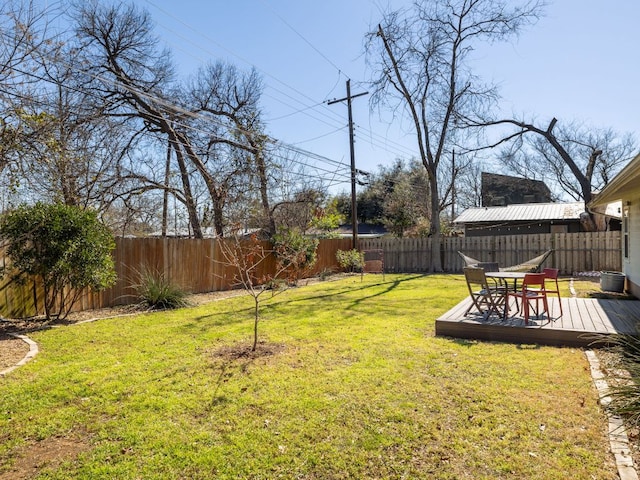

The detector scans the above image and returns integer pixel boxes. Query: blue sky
[141,0,639,192]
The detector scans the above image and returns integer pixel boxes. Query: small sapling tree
[217,229,318,352]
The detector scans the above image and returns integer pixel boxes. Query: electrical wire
[143,0,419,159]
[0,2,425,196]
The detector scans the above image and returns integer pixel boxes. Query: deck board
[436,297,640,347]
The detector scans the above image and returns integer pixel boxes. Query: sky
[138,0,639,194]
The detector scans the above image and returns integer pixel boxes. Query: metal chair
[505,273,549,325]
[542,268,562,316]
[463,267,506,320]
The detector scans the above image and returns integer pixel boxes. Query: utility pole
[328,79,368,250]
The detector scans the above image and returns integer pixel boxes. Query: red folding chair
[505,273,549,325]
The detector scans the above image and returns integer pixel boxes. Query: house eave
[590,152,640,207]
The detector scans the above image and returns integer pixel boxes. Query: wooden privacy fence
[0,237,353,318]
[0,232,620,318]
[361,231,621,274]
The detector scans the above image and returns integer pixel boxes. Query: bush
[272,228,319,285]
[134,267,190,310]
[336,249,365,273]
[0,202,116,320]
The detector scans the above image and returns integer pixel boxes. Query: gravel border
[586,349,639,480]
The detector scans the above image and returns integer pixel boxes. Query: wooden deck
[436,297,640,347]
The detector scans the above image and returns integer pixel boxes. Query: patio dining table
[485,271,527,292]
[485,271,528,317]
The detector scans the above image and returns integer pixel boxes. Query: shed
[454,202,587,237]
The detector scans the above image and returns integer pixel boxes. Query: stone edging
[585,349,639,480]
[0,334,39,377]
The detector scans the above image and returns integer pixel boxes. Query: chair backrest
[543,268,559,280]
[464,267,489,289]
[522,273,546,289]
[477,262,499,273]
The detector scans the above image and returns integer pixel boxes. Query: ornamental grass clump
[134,267,190,310]
[597,334,640,428]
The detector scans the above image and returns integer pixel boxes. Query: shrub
[272,228,319,285]
[0,202,116,320]
[336,249,365,273]
[134,267,190,310]
[317,268,334,281]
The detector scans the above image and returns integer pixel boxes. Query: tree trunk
[255,150,275,236]
[169,137,203,238]
[428,172,443,272]
[162,139,171,237]
[253,296,259,351]
[212,191,225,238]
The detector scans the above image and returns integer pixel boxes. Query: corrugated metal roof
[454,202,585,224]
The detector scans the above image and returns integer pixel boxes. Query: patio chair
[505,273,549,325]
[476,262,500,288]
[542,268,562,316]
[463,267,506,320]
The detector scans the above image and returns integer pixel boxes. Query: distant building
[454,201,621,237]
[481,172,551,207]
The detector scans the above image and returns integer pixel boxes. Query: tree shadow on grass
[180,274,435,335]
[205,340,286,406]
[267,273,427,307]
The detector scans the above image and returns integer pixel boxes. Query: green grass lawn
[0,274,617,479]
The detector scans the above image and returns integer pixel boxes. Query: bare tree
[184,61,267,237]
[484,118,636,208]
[366,0,543,271]
[0,0,58,175]
[74,1,207,236]
[217,231,317,352]
[76,3,275,238]
[10,45,139,209]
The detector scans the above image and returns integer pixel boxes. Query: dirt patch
[0,335,30,372]
[0,434,92,480]
[211,341,286,361]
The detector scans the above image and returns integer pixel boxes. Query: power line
[256,0,347,77]
[0,4,420,195]
[143,0,419,160]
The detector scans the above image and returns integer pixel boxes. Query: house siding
[621,194,640,297]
